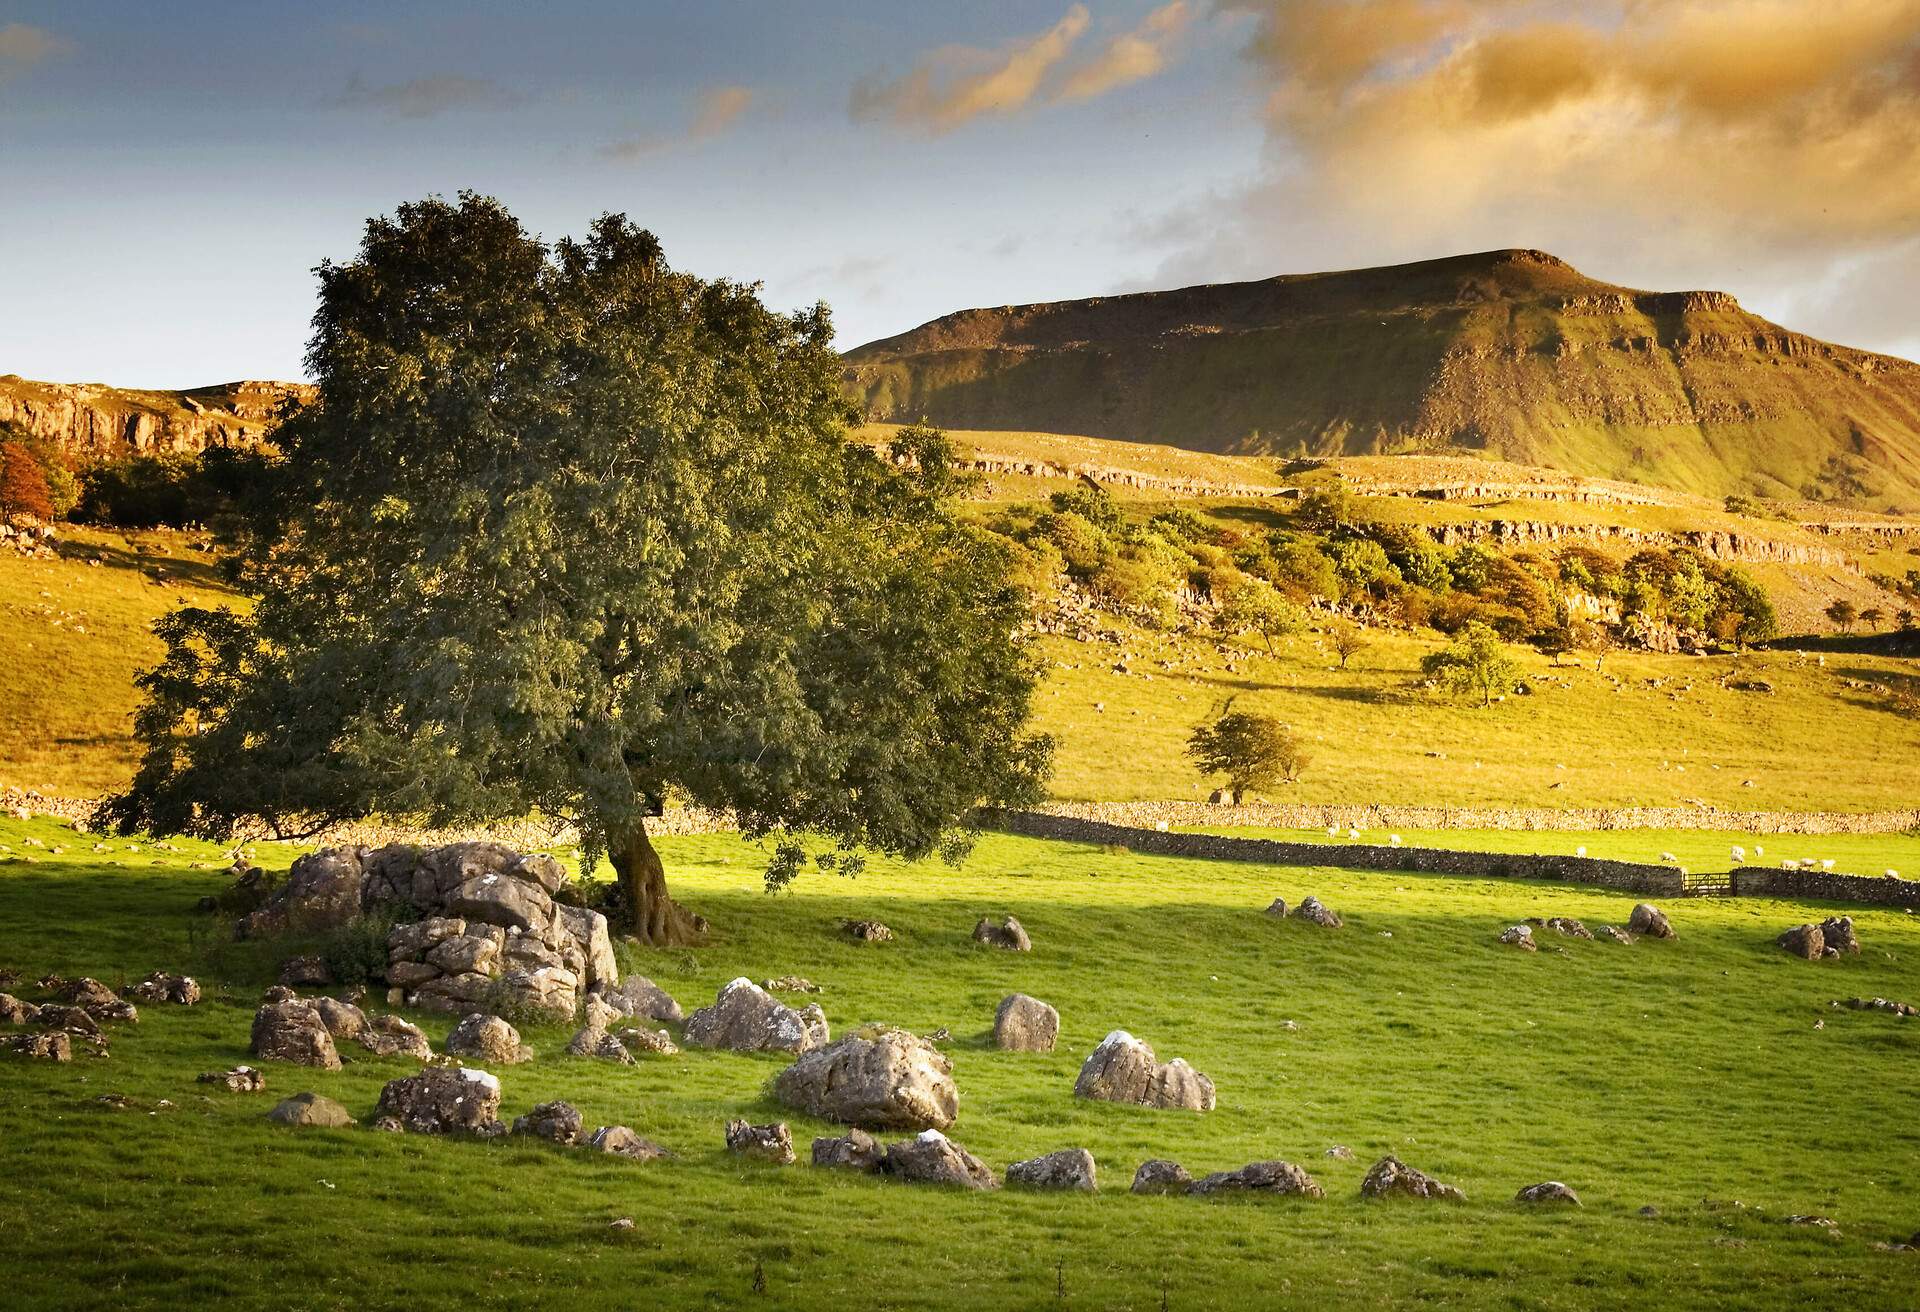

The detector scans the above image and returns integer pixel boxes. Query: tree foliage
[101,194,1052,943]
[1421,621,1520,707]
[0,440,55,522]
[1185,707,1307,797]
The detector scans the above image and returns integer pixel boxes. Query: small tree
[1899,608,1916,632]
[1327,621,1369,670]
[0,441,55,523]
[1825,599,1858,633]
[1216,574,1305,654]
[1860,606,1884,631]
[1586,619,1618,673]
[1185,707,1307,799]
[1421,621,1519,707]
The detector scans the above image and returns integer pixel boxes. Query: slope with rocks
[0,375,312,462]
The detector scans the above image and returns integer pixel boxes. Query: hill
[0,375,311,461]
[845,250,1920,508]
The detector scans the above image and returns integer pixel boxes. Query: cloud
[0,23,69,78]
[600,83,756,161]
[1057,2,1194,101]
[329,73,527,119]
[851,5,1092,132]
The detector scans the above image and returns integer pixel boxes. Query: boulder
[1360,1155,1465,1201]
[1007,1148,1097,1192]
[763,976,820,995]
[426,933,500,977]
[1515,1181,1582,1206]
[1189,1160,1325,1199]
[993,993,1059,1053]
[1819,916,1860,955]
[38,1005,103,1040]
[812,1128,885,1173]
[278,955,335,988]
[883,1130,998,1189]
[725,1119,796,1165]
[6,1030,71,1061]
[843,919,894,943]
[373,1066,503,1135]
[773,1026,958,1131]
[1543,917,1593,940]
[598,975,684,1023]
[1295,896,1343,928]
[267,1092,352,1128]
[683,978,828,1055]
[197,1065,265,1093]
[445,1013,532,1065]
[1628,903,1674,940]
[556,905,617,990]
[55,977,138,1023]
[612,1026,679,1056]
[1601,926,1635,945]
[1130,1159,1193,1195]
[1073,1031,1215,1112]
[1778,924,1825,960]
[250,1000,341,1070]
[513,1100,584,1144]
[972,915,1031,951]
[1498,925,1536,952]
[127,971,201,1006]
[242,847,364,937]
[586,1125,669,1161]
[497,966,580,1020]
[0,993,38,1024]
[311,996,367,1042]
[1264,897,1288,917]
[446,872,553,934]
[1834,997,1918,1017]
[357,1014,432,1061]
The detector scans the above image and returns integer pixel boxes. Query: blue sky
[3,2,1918,386]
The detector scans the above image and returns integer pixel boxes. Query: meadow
[2,814,1918,1309]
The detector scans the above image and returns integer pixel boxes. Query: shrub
[0,440,55,522]
[1421,621,1520,707]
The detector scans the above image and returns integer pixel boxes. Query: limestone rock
[357,1014,432,1061]
[54,977,138,1023]
[1189,1160,1325,1199]
[267,1092,352,1128]
[0,993,39,1024]
[726,1119,796,1165]
[843,919,894,943]
[684,978,828,1055]
[447,872,551,934]
[1516,1181,1582,1205]
[1628,903,1675,940]
[1295,896,1343,928]
[883,1130,998,1189]
[128,971,201,1005]
[38,1004,103,1040]
[374,1066,502,1135]
[1834,996,1918,1017]
[1073,1031,1215,1111]
[599,975,684,1023]
[1498,925,1536,952]
[611,1025,679,1056]
[1007,1148,1097,1192]
[6,1030,71,1061]
[1360,1155,1465,1201]
[513,1100,584,1144]
[1130,1159,1193,1195]
[972,915,1031,951]
[242,847,363,937]
[993,993,1059,1053]
[1531,917,1593,940]
[586,1124,669,1161]
[1602,926,1635,945]
[279,955,335,988]
[773,1026,958,1131]
[555,904,617,990]
[250,1000,341,1070]
[497,966,579,1020]
[1264,897,1288,917]
[1778,924,1824,959]
[1819,916,1860,955]
[311,996,367,1042]
[813,1128,886,1173]
[763,975,820,994]
[198,1065,265,1093]
[446,1013,532,1065]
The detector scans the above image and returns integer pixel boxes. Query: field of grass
[1033,624,1920,812]
[2,814,1918,1309]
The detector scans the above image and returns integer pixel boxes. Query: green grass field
[3,814,1918,1309]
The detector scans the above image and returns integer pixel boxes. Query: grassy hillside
[2,818,1918,1309]
[846,250,1920,508]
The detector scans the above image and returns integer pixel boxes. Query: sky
[2,0,1918,387]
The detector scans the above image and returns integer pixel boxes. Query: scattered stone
[586,1125,669,1162]
[1628,904,1674,940]
[598,975,684,1023]
[883,1129,998,1189]
[1295,896,1343,928]
[812,1128,885,1173]
[1778,924,1825,960]
[1833,997,1917,1017]
[513,1100,584,1144]
[725,1119,796,1165]
[1073,1030,1215,1112]
[37,1005,103,1040]
[1189,1160,1325,1199]
[127,971,201,1005]
[0,993,39,1024]
[1324,1145,1355,1161]
[993,993,1059,1053]
[763,976,820,994]
[1130,1159,1193,1195]
[5,1030,71,1061]
[357,1014,432,1061]
[267,1092,352,1128]
[1515,1181,1582,1206]
[1819,916,1860,955]
[608,1217,634,1231]
[1602,926,1635,945]
[683,978,828,1055]
[611,1025,680,1055]
[445,1013,533,1065]
[567,994,628,1059]
[842,919,894,943]
[972,915,1031,951]
[250,999,341,1070]
[1264,897,1288,917]
[54,977,138,1023]
[261,984,296,1005]
[369,1116,404,1133]
[1638,1205,1661,1218]
[774,1025,958,1130]
[278,955,335,988]
[1784,1214,1838,1228]
[1530,917,1594,940]
[198,1065,265,1093]
[1498,925,1537,952]
[1360,1155,1465,1201]
[1007,1148,1097,1192]
[373,1066,503,1135]
[311,996,367,1042]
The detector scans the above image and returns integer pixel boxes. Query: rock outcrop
[993,993,1059,1052]
[683,978,827,1055]
[972,916,1031,951]
[445,1013,532,1065]
[773,1026,958,1130]
[0,375,312,463]
[882,1130,998,1189]
[1628,903,1675,940]
[1073,1031,1215,1111]
[1007,1148,1097,1192]
[267,1092,352,1128]
[1188,1160,1325,1199]
[725,1120,796,1165]
[513,1100,584,1144]
[1130,1159,1194,1195]
[374,1066,503,1136]
[1360,1155,1465,1201]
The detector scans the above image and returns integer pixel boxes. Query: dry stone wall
[1030,800,1920,837]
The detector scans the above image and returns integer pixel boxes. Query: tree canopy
[1421,621,1520,707]
[1185,707,1307,799]
[102,193,1052,943]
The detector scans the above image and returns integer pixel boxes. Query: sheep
[1389,834,1403,847]
[1782,859,1797,870]
[1754,845,1764,857]
[1821,859,1836,871]
[1326,826,1339,837]
[1575,845,1588,857]
[1730,846,1746,863]
[1887,869,1901,879]
[1346,827,1361,841]
[1660,852,1679,864]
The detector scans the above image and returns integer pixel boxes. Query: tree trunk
[609,821,705,947]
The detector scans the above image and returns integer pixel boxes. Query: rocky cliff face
[0,376,313,462]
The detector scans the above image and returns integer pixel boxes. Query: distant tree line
[0,419,271,532]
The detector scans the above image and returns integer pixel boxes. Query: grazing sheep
[1660,852,1678,864]
[1821,859,1836,871]
[1887,870,1900,879]
[1346,827,1360,840]
[1326,827,1339,837]
[1389,834,1402,847]
[1781,859,1797,870]
[1574,845,1587,857]
[1754,845,1764,857]
[1730,846,1745,863]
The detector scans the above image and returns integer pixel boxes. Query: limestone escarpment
[0,375,313,461]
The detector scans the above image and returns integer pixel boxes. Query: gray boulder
[598,975,684,1023]
[1189,1160,1325,1199]
[812,1128,885,1173]
[1628,903,1675,940]
[267,1092,352,1128]
[1130,1159,1193,1195]
[1073,1030,1215,1111]
[1778,924,1825,959]
[1007,1148,1097,1192]
[357,1014,432,1061]
[0,993,38,1024]
[1515,1181,1582,1205]
[250,999,341,1070]
[1295,896,1343,928]
[373,1066,503,1135]
[586,1125,669,1161]
[883,1130,998,1189]
[311,996,367,1042]
[1264,897,1288,917]
[242,847,364,937]
[612,1025,680,1056]
[513,1100,584,1144]
[1498,925,1536,952]
[128,971,201,1005]
[446,1013,532,1065]
[773,1026,958,1130]
[1360,1155,1465,1201]
[198,1065,265,1093]
[5,1030,71,1061]
[973,915,1031,951]
[725,1119,796,1165]
[683,978,827,1055]
[843,919,894,943]
[993,993,1059,1053]
[1819,916,1860,955]
[55,977,139,1023]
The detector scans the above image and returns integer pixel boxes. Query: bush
[1421,621,1520,707]
[0,440,55,522]
[319,912,409,987]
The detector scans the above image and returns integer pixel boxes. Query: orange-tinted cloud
[1057,2,1194,102]
[852,5,1092,132]
[602,82,756,161]
[0,22,69,78]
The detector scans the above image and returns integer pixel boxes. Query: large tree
[102,194,1052,944]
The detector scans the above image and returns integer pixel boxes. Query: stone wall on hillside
[1426,519,1852,569]
[1730,867,1920,908]
[1031,800,1920,837]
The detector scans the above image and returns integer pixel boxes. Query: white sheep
[1346,827,1360,840]
[1660,852,1678,863]
[1821,859,1836,870]
[1754,845,1764,857]
[1887,869,1900,879]
[1326,826,1339,837]
[1389,834,1402,847]
[1575,845,1588,857]
[1730,846,1745,863]
[1781,859,1797,869]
